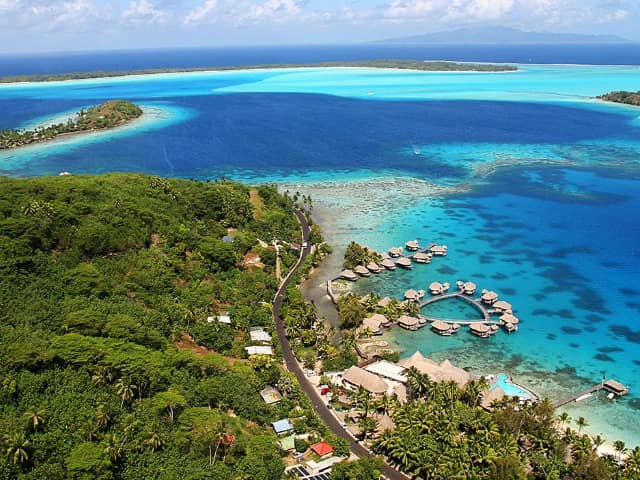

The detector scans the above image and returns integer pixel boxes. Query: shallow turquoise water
[0,64,639,446]
[492,373,534,399]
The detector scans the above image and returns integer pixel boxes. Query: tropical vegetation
[0,100,142,149]
[0,173,319,479]
[597,90,640,106]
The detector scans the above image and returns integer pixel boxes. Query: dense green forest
[0,100,143,149]
[0,174,316,479]
[0,59,516,84]
[598,90,640,106]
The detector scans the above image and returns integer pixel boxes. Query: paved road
[272,209,409,480]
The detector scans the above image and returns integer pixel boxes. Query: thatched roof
[414,252,431,261]
[463,281,477,291]
[397,315,419,327]
[342,366,389,394]
[374,413,396,435]
[431,320,451,332]
[367,262,381,272]
[377,296,393,308]
[354,265,370,275]
[396,257,412,267]
[470,322,491,333]
[404,289,418,300]
[398,351,471,387]
[481,386,506,409]
[340,269,357,280]
[493,300,512,311]
[429,281,443,292]
[481,290,498,302]
[500,313,520,324]
[381,259,396,269]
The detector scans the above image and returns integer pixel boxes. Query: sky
[0,0,638,53]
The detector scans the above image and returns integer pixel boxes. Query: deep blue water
[1,94,636,178]
[0,43,639,77]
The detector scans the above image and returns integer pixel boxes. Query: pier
[553,380,629,408]
[419,292,492,323]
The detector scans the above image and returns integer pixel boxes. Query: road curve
[272,209,410,480]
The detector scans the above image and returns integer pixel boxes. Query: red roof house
[310,441,333,458]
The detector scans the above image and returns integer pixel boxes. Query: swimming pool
[490,373,535,399]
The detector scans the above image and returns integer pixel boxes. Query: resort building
[431,320,460,336]
[413,252,432,263]
[360,314,386,335]
[500,313,519,332]
[469,322,492,338]
[395,257,412,269]
[459,281,477,295]
[260,386,282,405]
[381,258,396,270]
[342,366,389,395]
[493,300,512,313]
[305,457,345,476]
[405,240,420,251]
[271,418,294,436]
[354,265,371,277]
[250,327,272,344]
[480,289,499,305]
[366,261,381,273]
[245,345,273,356]
[363,360,408,383]
[310,441,334,459]
[398,351,472,387]
[377,296,393,308]
[429,244,448,256]
[481,386,506,410]
[388,247,403,257]
[404,289,419,301]
[429,281,450,295]
[397,315,420,330]
[339,269,358,281]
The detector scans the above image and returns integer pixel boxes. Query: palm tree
[575,416,589,435]
[102,433,124,462]
[92,365,114,387]
[558,411,571,430]
[144,430,165,451]
[353,385,372,418]
[115,379,137,408]
[613,439,627,462]
[3,432,30,465]
[358,416,379,441]
[591,434,605,452]
[406,366,431,400]
[624,446,640,477]
[95,404,111,428]
[23,405,47,431]
[82,420,100,442]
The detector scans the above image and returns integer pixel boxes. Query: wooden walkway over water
[419,292,492,323]
[553,380,629,408]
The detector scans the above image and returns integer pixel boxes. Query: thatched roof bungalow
[342,366,389,395]
[469,322,492,338]
[493,300,512,313]
[366,262,381,273]
[397,315,420,330]
[398,351,471,387]
[340,269,358,281]
[481,289,498,305]
[389,247,403,258]
[354,265,371,277]
[413,252,432,263]
[395,257,412,269]
[381,258,396,270]
[405,240,420,251]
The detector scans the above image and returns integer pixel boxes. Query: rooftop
[310,441,333,457]
[364,360,407,383]
[342,366,389,394]
[271,418,293,434]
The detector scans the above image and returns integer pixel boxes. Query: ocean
[0,44,639,446]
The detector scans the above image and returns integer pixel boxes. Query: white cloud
[184,0,218,25]
[122,0,168,25]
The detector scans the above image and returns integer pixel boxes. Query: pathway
[272,209,409,480]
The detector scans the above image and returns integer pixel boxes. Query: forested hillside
[0,174,306,479]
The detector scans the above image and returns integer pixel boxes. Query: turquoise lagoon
[1,64,640,445]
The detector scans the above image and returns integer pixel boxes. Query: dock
[553,379,629,408]
[419,292,492,323]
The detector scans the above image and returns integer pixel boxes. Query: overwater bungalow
[481,289,499,305]
[389,247,403,258]
[395,257,412,269]
[398,315,420,330]
[405,240,420,251]
[431,320,456,336]
[603,380,629,397]
[469,322,492,338]
[493,300,512,313]
[462,281,477,295]
[429,282,444,295]
[413,252,432,263]
[381,258,396,270]
[361,314,386,336]
[354,265,371,277]
[500,313,519,332]
[340,269,358,281]
[429,244,448,256]
[404,289,419,301]
[366,262,381,273]
[417,289,426,299]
